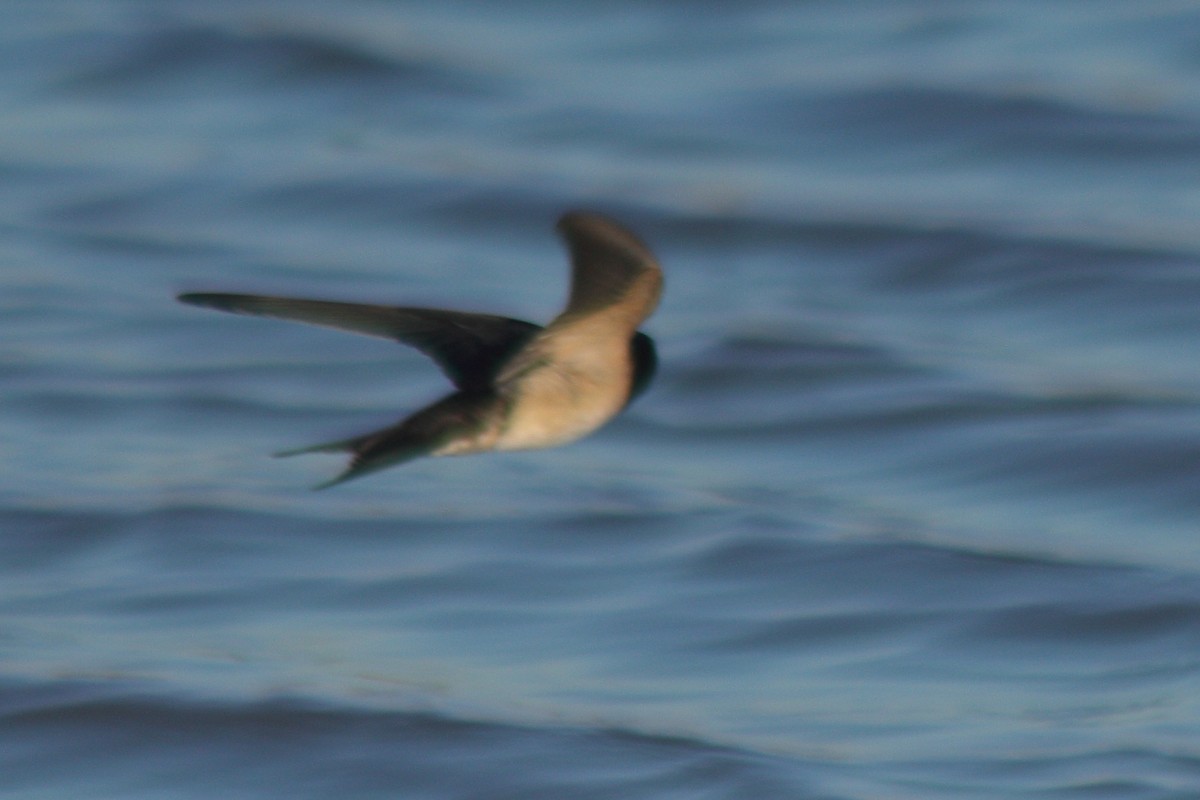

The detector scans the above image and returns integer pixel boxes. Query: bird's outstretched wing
[177,293,539,391]
[555,211,663,327]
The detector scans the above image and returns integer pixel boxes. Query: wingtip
[556,209,606,232]
[273,445,316,458]
[556,209,584,227]
[556,210,653,256]
[177,292,236,311]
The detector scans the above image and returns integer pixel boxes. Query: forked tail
[274,427,428,490]
[272,392,495,489]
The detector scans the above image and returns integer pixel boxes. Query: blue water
[4,2,1200,797]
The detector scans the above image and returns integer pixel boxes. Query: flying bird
[178,211,663,488]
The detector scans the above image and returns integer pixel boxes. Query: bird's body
[178,211,662,488]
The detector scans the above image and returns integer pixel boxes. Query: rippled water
[5,2,1200,798]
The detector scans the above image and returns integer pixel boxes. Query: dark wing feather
[555,211,663,324]
[177,293,539,391]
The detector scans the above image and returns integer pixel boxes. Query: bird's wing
[177,293,539,391]
[554,211,663,328]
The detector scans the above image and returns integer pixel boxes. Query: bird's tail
[273,393,496,491]
[274,427,428,490]
[274,393,497,489]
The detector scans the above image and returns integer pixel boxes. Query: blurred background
[3,2,1200,798]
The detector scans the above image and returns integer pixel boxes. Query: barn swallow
[178,211,663,488]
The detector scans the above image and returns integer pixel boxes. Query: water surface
[4,2,1200,798]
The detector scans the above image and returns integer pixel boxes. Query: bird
[177,210,663,488]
